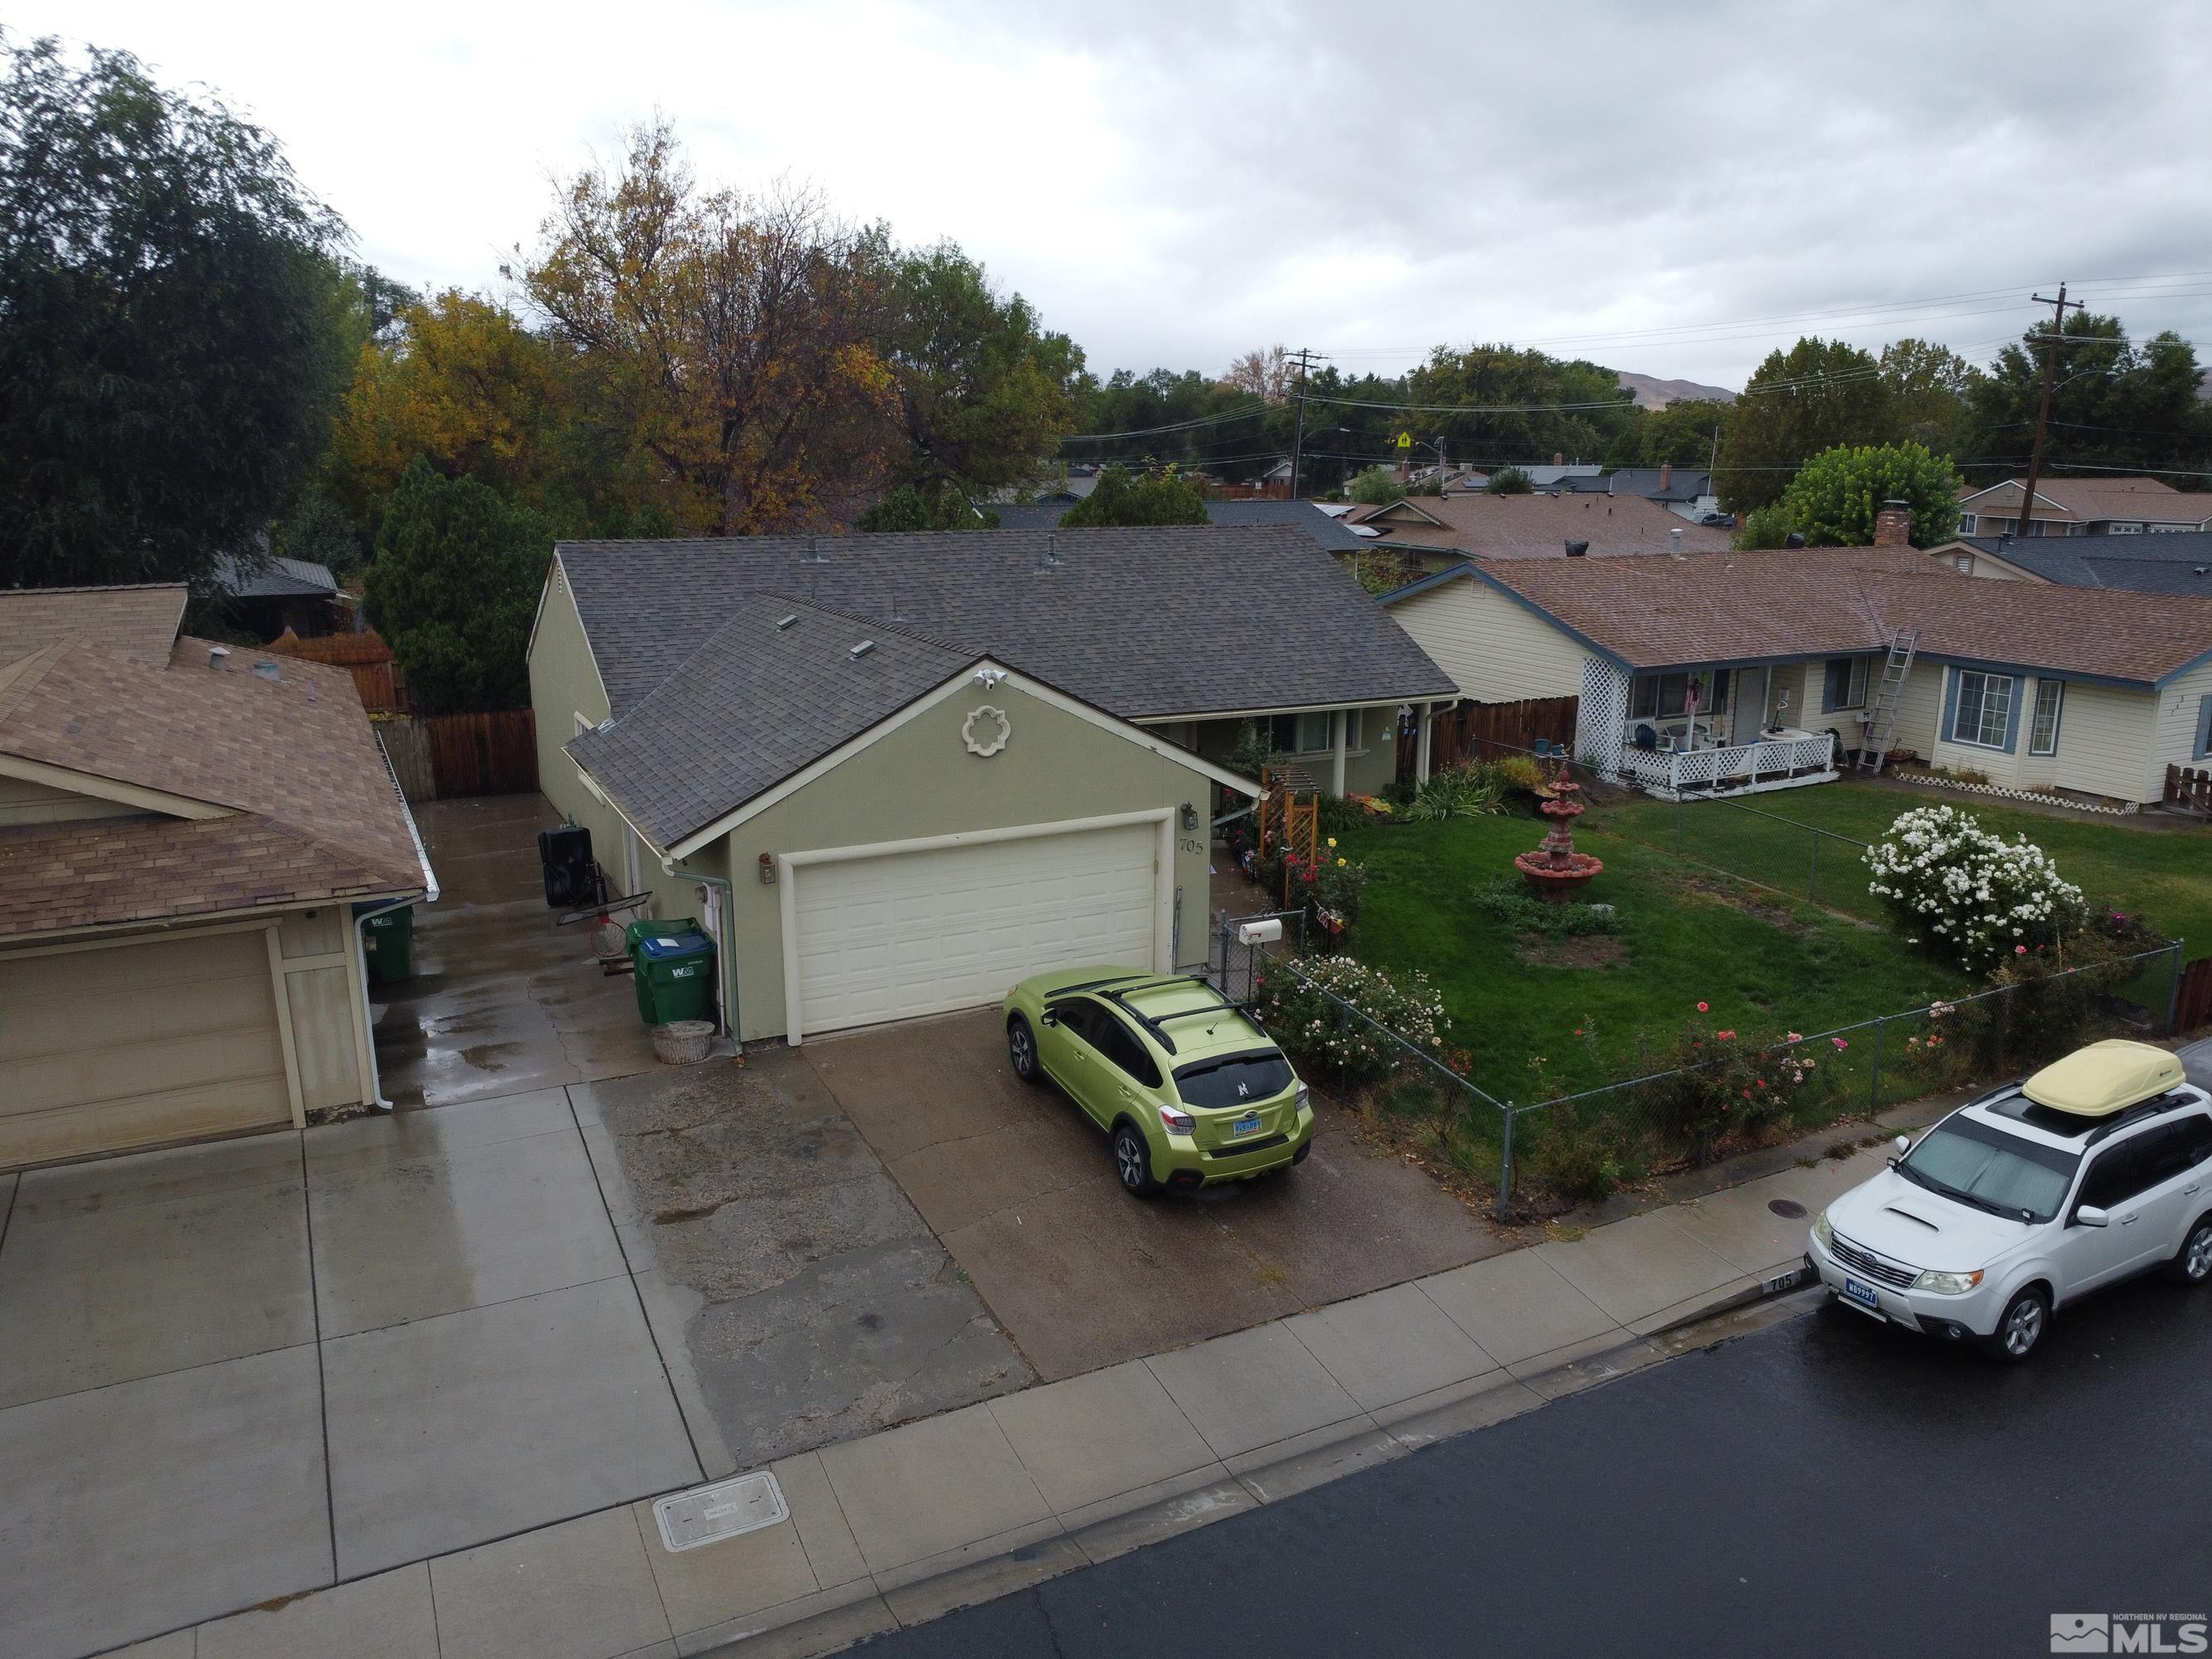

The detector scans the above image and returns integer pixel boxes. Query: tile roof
[557,526,1456,721]
[1414,550,2212,684]
[567,596,975,849]
[1351,492,1737,557]
[1957,532,2212,596]
[984,499,1372,552]
[0,583,186,669]
[0,636,425,937]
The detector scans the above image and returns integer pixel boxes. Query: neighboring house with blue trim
[1923,528,2212,598]
[1379,547,2212,808]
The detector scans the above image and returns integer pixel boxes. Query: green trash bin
[363,905,415,985]
[629,920,717,1026]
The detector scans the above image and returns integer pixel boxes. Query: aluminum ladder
[1855,630,1918,771]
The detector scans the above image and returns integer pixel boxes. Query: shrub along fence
[1213,927,2187,1223]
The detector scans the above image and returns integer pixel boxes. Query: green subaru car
[1002,966,1315,1197]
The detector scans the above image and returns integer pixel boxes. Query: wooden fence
[376,710,537,802]
[1399,695,1580,778]
[2176,956,2212,1034]
[2167,764,2212,815]
[267,627,408,714]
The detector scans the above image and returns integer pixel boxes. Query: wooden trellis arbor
[1257,765,1320,907]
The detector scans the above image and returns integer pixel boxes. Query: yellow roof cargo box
[2022,1040,2185,1117]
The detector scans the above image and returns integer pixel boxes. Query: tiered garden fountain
[1513,762,1604,902]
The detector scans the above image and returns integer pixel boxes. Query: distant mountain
[1616,372,1736,410]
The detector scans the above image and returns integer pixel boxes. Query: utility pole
[1283,347,1327,499]
[2013,284,2083,538]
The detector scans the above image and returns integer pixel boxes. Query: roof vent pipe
[208,645,230,670]
[1670,527,1685,558]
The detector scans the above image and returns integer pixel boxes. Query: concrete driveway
[376,794,662,1107]
[804,1010,1507,1381]
[0,1089,702,1659]
[575,1053,1033,1474]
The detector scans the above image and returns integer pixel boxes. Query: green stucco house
[527,525,1455,1045]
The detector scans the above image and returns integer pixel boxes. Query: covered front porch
[1584,661,1845,801]
[1148,701,1443,801]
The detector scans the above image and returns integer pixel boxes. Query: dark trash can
[363,906,416,985]
[629,920,716,1026]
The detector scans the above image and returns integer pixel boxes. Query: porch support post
[1416,702,1434,785]
[1331,708,1348,795]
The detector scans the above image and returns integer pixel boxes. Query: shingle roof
[1432,550,2212,684]
[1352,492,1736,557]
[1958,532,2212,596]
[984,499,1370,552]
[1551,468,1712,503]
[567,596,975,849]
[557,526,1456,721]
[0,636,426,937]
[1959,476,2205,525]
[211,553,340,599]
[0,583,186,669]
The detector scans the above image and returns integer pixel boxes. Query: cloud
[16,0,2212,385]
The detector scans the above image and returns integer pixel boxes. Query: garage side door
[793,822,1158,1038]
[0,931,291,1167]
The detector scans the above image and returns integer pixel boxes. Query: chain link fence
[1602,795,1880,922]
[1211,919,2187,1223]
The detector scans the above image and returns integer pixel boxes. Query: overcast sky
[17,1,2212,389]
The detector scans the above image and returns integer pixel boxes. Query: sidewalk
[108,1141,1895,1659]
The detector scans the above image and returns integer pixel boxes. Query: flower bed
[1247,955,1448,1086]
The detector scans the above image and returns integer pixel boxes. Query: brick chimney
[1552,451,1564,467]
[1873,499,1912,548]
[1659,461,1672,491]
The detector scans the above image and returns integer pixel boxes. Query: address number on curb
[1763,1266,1806,1295]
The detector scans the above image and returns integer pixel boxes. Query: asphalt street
[851,1273,2212,1659]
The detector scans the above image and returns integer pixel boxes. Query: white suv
[1806,1043,2212,1362]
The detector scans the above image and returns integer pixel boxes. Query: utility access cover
[653,1471,790,1553]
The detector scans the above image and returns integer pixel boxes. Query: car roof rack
[1986,1087,2198,1145]
[1095,978,1244,1056]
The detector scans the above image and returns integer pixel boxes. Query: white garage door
[0,930,291,1167]
[791,821,1159,1039]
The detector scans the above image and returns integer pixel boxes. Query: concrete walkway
[95,1142,1895,1659]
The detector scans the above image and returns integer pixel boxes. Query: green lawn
[1597,781,2212,952]
[1335,812,1971,1107]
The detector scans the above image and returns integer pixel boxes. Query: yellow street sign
[1395,431,1412,449]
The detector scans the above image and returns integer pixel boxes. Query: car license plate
[1843,1277,1880,1311]
[1231,1111,1263,1138]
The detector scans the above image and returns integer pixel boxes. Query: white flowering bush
[1864,805,2084,971]
[1248,956,1449,1085]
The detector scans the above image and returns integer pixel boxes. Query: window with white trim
[1630,670,1726,721]
[2029,679,2063,756]
[1270,711,1337,753]
[1949,670,2015,749]
[1958,513,1976,535]
[1821,657,1869,712]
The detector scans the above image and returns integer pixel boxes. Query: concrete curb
[692,1264,1825,1659]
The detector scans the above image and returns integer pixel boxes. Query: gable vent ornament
[963,704,1011,757]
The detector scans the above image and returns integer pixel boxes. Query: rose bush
[1864,804,2084,971]
[1247,955,1448,1086]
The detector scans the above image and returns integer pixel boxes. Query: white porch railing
[1617,732,1837,798]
